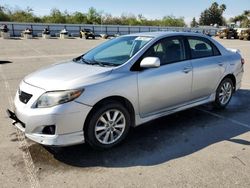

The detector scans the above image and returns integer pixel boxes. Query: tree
[0,4,189,27]
[64,11,87,24]
[199,2,226,26]
[161,16,186,27]
[43,9,66,23]
[0,5,10,21]
[191,17,198,27]
[9,7,41,22]
[87,7,101,24]
[230,10,250,27]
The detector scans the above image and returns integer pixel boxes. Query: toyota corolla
[7,32,244,149]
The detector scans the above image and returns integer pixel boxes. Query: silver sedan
[7,32,244,149]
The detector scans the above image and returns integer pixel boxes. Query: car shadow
[44,89,250,168]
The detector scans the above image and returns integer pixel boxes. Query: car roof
[126,31,208,38]
[123,31,228,56]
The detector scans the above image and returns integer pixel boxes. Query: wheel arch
[221,74,236,92]
[83,95,136,138]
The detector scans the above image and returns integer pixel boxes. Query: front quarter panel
[75,71,139,114]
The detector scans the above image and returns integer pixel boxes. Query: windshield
[81,36,153,66]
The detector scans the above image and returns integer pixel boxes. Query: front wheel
[85,101,131,149]
[213,78,234,109]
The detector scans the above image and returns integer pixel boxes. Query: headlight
[36,89,83,108]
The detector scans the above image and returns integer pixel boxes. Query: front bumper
[7,109,86,146]
[8,81,92,146]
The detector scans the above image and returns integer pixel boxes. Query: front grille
[19,90,32,104]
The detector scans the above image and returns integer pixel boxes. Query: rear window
[187,37,220,59]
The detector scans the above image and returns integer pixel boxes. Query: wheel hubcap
[219,82,232,105]
[95,109,126,144]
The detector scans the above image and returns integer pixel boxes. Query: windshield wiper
[94,61,119,67]
[90,61,105,67]
[81,58,105,67]
[81,58,92,65]
[81,58,118,67]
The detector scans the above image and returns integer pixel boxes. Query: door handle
[218,62,224,66]
[183,67,192,73]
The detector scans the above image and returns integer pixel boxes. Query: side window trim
[209,40,221,56]
[183,36,192,60]
[186,36,221,60]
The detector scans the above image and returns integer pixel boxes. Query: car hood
[24,61,113,91]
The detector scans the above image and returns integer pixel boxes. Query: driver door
[137,37,193,117]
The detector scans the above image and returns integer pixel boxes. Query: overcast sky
[0,0,249,24]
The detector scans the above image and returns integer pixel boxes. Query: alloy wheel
[218,81,232,105]
[94,109,126,145]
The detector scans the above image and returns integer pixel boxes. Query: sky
[0,0,249,24]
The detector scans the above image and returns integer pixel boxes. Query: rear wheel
[85,101,131,149]
[214,78,234,109]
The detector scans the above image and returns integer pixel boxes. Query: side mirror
[140,57,160,68]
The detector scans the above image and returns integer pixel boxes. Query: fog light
[42,125,55,135]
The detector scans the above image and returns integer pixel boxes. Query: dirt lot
[0,36,250,188]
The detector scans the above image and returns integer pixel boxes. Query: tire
[85,101,131,149]
[213,78,234,109]
[92,36,95,39]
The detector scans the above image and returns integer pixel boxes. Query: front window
[81,36,153,66]
[142,37,186,65]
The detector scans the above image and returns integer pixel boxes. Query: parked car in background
[0,24,9,33]
[239,28,250,40]
[80,29,95,39]
[42,27,50,35]
[7,32,244,149]
[218,28,238,39]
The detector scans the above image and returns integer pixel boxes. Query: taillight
[241,58,245,65]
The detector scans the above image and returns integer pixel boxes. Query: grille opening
[42,125,56,135]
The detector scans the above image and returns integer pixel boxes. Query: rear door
[187,36,226,100]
